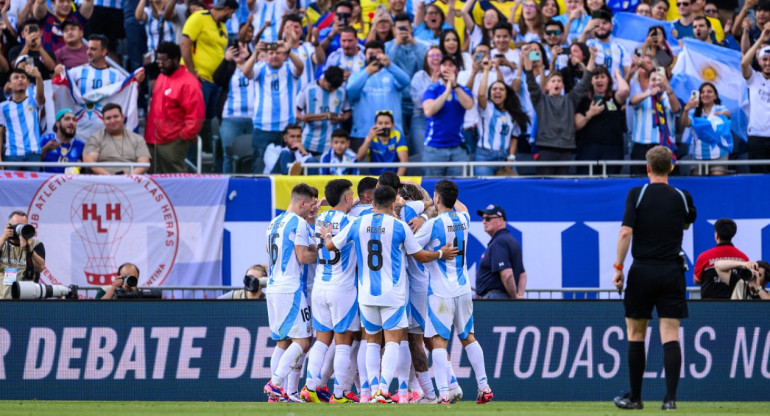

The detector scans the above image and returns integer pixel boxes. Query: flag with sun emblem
[671,38,749,140]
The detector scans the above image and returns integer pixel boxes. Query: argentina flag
[670,38,750,140]
[690,115,733,153]
[611,12,678,55]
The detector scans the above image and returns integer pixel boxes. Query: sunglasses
[482,215,500,222]
[376,109,393,116]
[545,30,561,36]
[676,2,690,6]
[704,8,718,13]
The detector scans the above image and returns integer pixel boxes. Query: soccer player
[301,179,359,404]
[318,186,458,403]
[348,177,378,217]
[263,184,319,402]
[414,179,494,404]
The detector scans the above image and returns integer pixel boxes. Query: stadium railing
[0,161,151,171]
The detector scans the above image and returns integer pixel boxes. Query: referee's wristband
[613,263,624,270]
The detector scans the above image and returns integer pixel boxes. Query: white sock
[416,371,436,399]
[305,342,328,390]
[396,341,411,397]
[432,348,450,397]
[465,341,489,389]
[379,341,399,394]
[286,353,305,395]
[348,340,360,393]
[270,346,286,378]
[447,359,459,390]
[272,342,303,386]
[358,340,370,396]
[365,342,381,392]
[333,344,351,398]
[318,342,336,388]
[409,366,420,393]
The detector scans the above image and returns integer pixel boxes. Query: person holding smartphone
[356,110,409,175]
[579,8,630,88]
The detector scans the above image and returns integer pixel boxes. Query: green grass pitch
[1,401,769,415]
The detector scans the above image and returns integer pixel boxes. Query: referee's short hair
[646,145,673,175]
[714,218,738,242]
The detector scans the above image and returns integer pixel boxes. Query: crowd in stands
[0,0,768,176]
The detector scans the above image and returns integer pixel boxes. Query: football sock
[366,342,381,393]
[432,348,450,397]
[663,341,681,402]
[409,366,421,394]
[465,341,489,390]
[333,344,352,398]
[270,346,286,379]
[380,341,400,394]
[272,342,303,387]
[305,342,328,390]
[447,356,459,390]
[628,341,646,402]
[348,340,360,392]
[396,341,412,397]
[416,371,436,400]
[286,353,305,395]
[358,340,370,397]
[319,341,335,387]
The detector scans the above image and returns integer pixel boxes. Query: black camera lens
[121,275,138,288]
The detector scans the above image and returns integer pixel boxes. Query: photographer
[1,211,46,299]
[714,260,770,300]
[96,263,141,300]
[218,265,267,299]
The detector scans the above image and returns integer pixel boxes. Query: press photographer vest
[1,238,41,299]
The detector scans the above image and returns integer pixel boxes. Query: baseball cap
[212,0,239,10]
[55,108,74,122]
[440,55,459,67]
[759,46,770,59]
[477,204,506,220]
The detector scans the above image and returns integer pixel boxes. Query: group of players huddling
[262,172,492,404]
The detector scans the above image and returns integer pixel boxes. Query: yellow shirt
[433,0,467,44]
[666,6,724,42]
[472,0,567,26]
[182,10,228,83]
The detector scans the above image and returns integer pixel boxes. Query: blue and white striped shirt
[293,42,318,91]
[631,82,676,145]
[0,96,42,157]
[223,67,256,119]
[319,148,359,175]
[252,61,299,132]
[93,0,122,9]
[143,7,176,51]
[323,49,366,77]
[67,65,126,98]
[314,210,356,290]
[349,203,373,217]
[265,211,313,294]
[477,103,521,152]
[687,105,730,160]
[586,37,630,80]
[400,200,429,293]
[414,210,472,298]
[296,81,350,153]
[250,0,291,43]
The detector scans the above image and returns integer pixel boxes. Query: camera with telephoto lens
[735,267,756,282]
[243,274,268,292]
[119,274,138,288]
[12,281,78,299]
[114,288,163,299]
[8,223,35,240]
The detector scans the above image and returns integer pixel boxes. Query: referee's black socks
[663,341,681,402]
[628,341,645,402]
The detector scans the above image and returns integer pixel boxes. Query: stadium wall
[1,301,768,401]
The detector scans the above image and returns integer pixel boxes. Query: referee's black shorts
[624,260,688,320]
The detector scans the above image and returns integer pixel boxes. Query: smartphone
[378,127,391,137]
[337,12,350,26]
[474,53,485,62]
[654,66,665,75]
[528,51,541,61]
[634,48,642,58]
[28,25,39,33]
[265,43,279,50]
[591,10,602,19]
[690,90,700,101]
[25,56,35,68]
[593,94,604,104]
[227,37,239,50]
[494,53,504,59]
[398,25,409,32]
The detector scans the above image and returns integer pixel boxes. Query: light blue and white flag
[691,115,733,152]
[670,38,749,141]
[611,12,678,56]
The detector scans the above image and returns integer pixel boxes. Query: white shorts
[359,303,408,334]
[408,290,428,334]
[311,287,360,333]
[425,293,474,340]
[266,289,312,341]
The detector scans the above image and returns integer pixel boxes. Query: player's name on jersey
[447,223,467,232]
[366,225,386,234]
[268,220,287,230]
[316,220,341,230]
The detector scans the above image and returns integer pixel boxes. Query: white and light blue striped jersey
[143,7,177,51]
[0,96,41,157]
[323,49,366,75]
[67,65,126,98]
[400,201,429,293]
[687,105,730,160]
[630,84,676,145]
[225,0,251,35]
[223,67,256,119]
[296,81,350,153]
[477,103,521,152]
[414,210,472,298]
[348,203,373,217]
[314,210,356,291]
[293,42,318,91]
[265,211,313,294]
[303,221,316,296]
[93,0,122,9]
[319,148,359,175]
[333,213,423,307]
[253,61,299,131]
[586,38,630,79]
[250,0,291,43]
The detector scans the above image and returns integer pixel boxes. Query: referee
[612,146,696,411]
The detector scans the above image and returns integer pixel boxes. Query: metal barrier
[76,285,236,299]
[0,161,151,171]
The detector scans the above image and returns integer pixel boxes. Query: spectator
[714,260,770,300]
[296,66,351,156]
[490,22,519,83]
[674,0,698,39]
[413,1,454,45]
[323,27,366,80]
[218,264,268,299]
[54,35,131,97]
[690,0,726,43]
[83,103,151,175]
[39,109,87,173]
[356,110,408,175]
[555,0,590,43]
[628,66,681,175]
[475,204,526,299]
[513,0,546,43]
[650,0,670,20]
[386,13,428,139]
[635,2,652,17]
[86,0,126,54]
[524,45,595,175]
[560,42,591,93]
[575,66,630,174]
[10,19,56,80]
[31,0,94,52]
[319,128,359,175]
[543,20,569,71]
[248,0,295,44]
[733,0,770,58]
[274,123,318,175]
[0,0,18,48]
[694,218,749,299]
[317,1,354,56]
[461,0,503,53]
[346,40,410,150]
[182,0,238,156]
[365,9,394,44]
[145,42,204,174]
[741,28,770,173]
[387,0,412,22]
[422,55,474,177]
[693,15,719,45]
[54,19,88,69]
[135,0,186,69]
[474,57,530,176]
[283,13,326,90]
[640,25,676,75]
[123,0,148,75]
[0,67,44,171]
[240,35,304,173]
[410,46,443,161]
[542,0,561,20]
[680,82,731,175]
[214,41,254,174]
[579,8,630,85]
[458,43,493,157]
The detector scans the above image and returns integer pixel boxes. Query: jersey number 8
[367,240,383,271]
